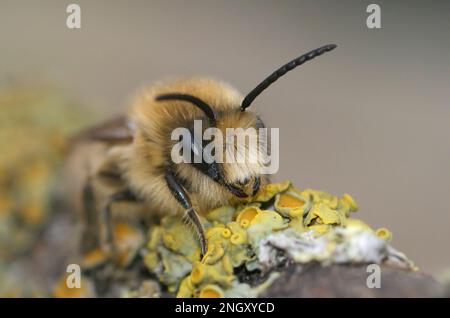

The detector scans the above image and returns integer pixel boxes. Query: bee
[68,44,337,257]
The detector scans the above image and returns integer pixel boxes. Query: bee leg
[80,178,101,254]
[102,190,137,253]
[184,207,208,256]
[165,171,207,256]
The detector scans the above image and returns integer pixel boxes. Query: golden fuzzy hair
[114,77,268,215]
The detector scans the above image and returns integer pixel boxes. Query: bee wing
[77,116,135,144]
[64,115,135,222]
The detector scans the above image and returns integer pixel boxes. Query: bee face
[224,175,261,198]
[177,109,266,199]
[217,111,266,198]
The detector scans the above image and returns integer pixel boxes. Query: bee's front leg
[102,189,137,253]
[165,171,207,256]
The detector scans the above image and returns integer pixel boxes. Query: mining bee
[68,44,337,257]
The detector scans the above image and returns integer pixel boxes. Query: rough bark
[261,262,443,298]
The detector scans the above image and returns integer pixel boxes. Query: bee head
[151,44,337,200]
[156,91,267,199]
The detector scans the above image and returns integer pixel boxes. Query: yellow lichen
[53,274,94,298]
[82,222,145,269]
[143,181,401,298]
[81,248,109,269]
[203,244,225,265]
[199,284,224,298]
[344,218,372,231]
[221,228,232,238]
[236,206,260,223]
[206,205,236,224]
[230,232,247,245]
[342,193,359,212]
[250,180,290,202]
[376,227,392,241]
[305,203,344,226]
[274,190,311,218]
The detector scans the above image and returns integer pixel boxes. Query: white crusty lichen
[259,225,415,271]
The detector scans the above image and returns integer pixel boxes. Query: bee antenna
[156,93,216,124]
[240,44,337,111]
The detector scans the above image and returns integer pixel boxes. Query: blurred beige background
[1,0,449,275]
